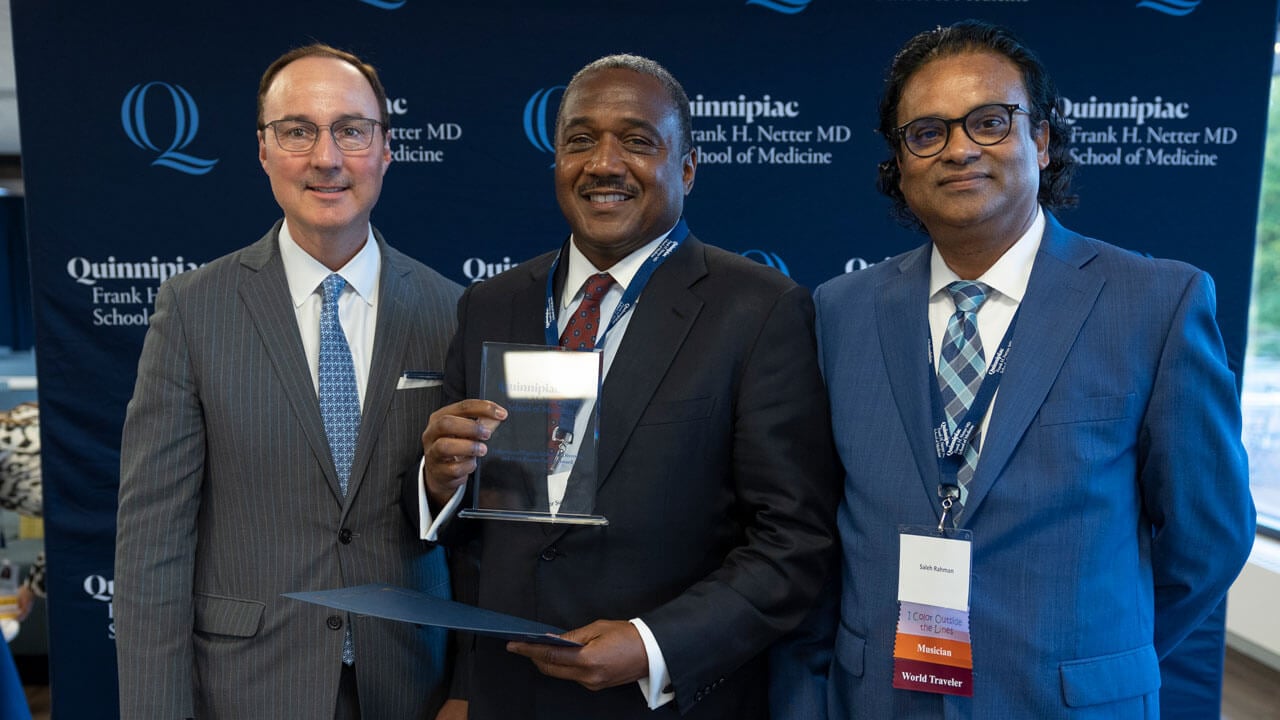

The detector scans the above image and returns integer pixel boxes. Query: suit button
[338,528,353,544]
[326,615,343,630]
[539,547,559,561]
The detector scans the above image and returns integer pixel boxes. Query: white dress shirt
[544,233,661,507]
[277,220,381,407]
[927,206,1044,441]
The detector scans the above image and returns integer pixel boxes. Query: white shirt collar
[278,220,381,308]
[560,226,673,310]
[929,205,1044,304]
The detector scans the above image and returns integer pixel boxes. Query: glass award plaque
[458,341,607,525]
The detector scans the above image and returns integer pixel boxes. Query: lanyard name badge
[543,218,689,348]
[929,308,1017,528]
[893,532,973,697]
[541,219,689,476]
[891,307,1017,698]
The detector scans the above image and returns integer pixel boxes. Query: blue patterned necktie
[936,280,990,509]
[319,273,359,665]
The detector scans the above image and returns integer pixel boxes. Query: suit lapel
[516,239,700,539]
[510,255,555,346]
[238,223,343,500]
[346,231,409,508]
[595,237,706,488]
[877,246,946,517]
[961,216,1103,519]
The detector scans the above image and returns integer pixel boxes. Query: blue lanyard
[543,218,689,348]
[927,306,1020,488]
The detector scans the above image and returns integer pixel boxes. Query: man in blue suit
[774,20,1255,719]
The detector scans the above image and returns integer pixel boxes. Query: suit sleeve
[767,282,840,720]
[642,284,841,712]
[115,280,205,719]
[437,282,481,702]
[1140,270,1254,659]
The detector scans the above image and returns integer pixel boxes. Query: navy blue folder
[284,583,583,647]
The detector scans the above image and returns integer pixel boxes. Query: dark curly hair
[876,20,1077,232]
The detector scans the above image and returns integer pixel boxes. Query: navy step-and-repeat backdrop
[11,1,1277,716]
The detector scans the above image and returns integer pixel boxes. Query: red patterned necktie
[548,272,616,470]
[559,272,616,349]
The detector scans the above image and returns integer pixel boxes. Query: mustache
[578,179,639,195]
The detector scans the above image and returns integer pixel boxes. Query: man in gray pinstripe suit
[115,44,463,719]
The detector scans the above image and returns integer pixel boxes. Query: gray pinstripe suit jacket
[115,222,461,719]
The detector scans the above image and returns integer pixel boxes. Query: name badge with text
[893,528,974,697]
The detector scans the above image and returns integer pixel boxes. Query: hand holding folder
[284,583,583,647]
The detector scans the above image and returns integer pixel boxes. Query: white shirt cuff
[417,456,466,541]
[629,618,674,709]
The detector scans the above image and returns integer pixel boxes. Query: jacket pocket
[1039,393,1137,426]
[1059,644,1160,707]
[193,593,265,638]
[833,622,866,678]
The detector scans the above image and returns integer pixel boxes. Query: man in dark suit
[771,20,1255,719]
[115,44,462,719]
[420,54,838,719]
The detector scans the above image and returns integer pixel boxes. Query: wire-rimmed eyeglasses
[891,103,1029,158]
[263,117,383,152]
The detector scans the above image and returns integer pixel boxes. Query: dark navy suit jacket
[440,233,840,719]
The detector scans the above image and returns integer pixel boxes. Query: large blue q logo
[1136,0,1199,14]
[523,86,565,158]
[741,250,791,277]
[121,82,218,175]
[746,0,811,14]
[358,0,406,8]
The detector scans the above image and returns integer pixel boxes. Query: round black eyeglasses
[891,104,1029,158]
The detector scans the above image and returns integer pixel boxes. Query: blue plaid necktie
[319,273,359,665]
[936,280,990,508]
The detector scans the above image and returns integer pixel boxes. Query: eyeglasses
[892,103,1029,158]
[263,117,382,152]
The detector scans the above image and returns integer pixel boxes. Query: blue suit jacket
[773,214,1254,719]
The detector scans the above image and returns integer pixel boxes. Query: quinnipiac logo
[121,82,218,175]
[741,250,791,277]
[747,0,811,13]
[358,0,406,8]
[1136,0,1199,15]
[523,86,565,160]
[84,573,116,640]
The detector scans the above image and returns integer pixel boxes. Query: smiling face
[895,51,1049,255]
[553,67,696,270]
[258,55,390,266]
